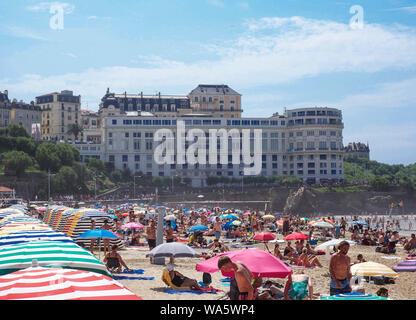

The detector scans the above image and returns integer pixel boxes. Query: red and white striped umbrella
[0,267,142,300]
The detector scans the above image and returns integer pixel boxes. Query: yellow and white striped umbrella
[351,261,398,278]
[262,215,275,220]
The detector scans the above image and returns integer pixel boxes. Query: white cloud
[87,15,98,20]
[26,2,75,14]
[2,16,416,107]
[63,52,77,58]
[6,26,47,41]
[238,2,249,10]
[388,6,416,14]
[206,0,225,8]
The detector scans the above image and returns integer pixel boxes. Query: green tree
[110,170,122,183]
[86,158,106,174]
[15,137,37,157]
[3,151,32,177]
[52,166,79,194]
[35,142,61,172]
[7,124,30,138]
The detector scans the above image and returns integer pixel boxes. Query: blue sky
[1,0,416,165]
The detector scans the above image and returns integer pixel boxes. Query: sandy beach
[110,228,416,300]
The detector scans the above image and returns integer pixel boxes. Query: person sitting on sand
[166,263,202,290]
[297,248,322,268]
[353,254,366,264]
[207,238,229,253]
[103,245,132,273]
[404,234,416,251]
[351,230,361,242]
[274,243,284,260]
[284,269,313,300]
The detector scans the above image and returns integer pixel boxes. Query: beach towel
[163,288,219,295]
[113,276,155,280]
[119,269,145,274]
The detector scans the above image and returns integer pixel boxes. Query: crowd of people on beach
[22,201,416,301]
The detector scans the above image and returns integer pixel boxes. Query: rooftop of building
[189,84,241,95]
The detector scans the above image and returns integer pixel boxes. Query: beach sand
[101,231,416,300]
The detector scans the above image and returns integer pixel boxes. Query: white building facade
[75,107,345,187]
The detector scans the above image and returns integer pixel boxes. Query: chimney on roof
[141,91,143,99]
[158,92,161,99]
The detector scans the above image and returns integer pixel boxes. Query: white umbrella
[145,243,201,258]
[315,239,356,251]
[164,214,176,221]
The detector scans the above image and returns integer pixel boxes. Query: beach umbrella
[37,207,47,212]
[349,220,369,226]
[121,222,144,229]
[315,239,355,251]
[0,225,53,237]
[230,220,242,226]
[350,261,398,278]
[146,242,201,258]
[253,232,276,253]
[0,241,111,277]
[262,215,275,220]
[109,215,118,220]
[321,292,387,300]
[392,260,416,272]
[310,221,335,229]
[283,232,309,241]
[196,248,292,278]
[243,212,252,216]
[164,214,176,221]
[309,218,335,226]
[0,230,75,247]
[253,232,276,242]
[77,229,121,259]
[219,214,238,220]
[189,225,209,233]
[0,266,142,300]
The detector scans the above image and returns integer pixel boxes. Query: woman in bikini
[103,245,132,273]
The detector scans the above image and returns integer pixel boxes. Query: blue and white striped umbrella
[0,230,75,247]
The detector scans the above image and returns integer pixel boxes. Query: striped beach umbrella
[321,292,388,300]
[262,215,275,220]
[0,266,142,300]
[0,230,75,247]
[0,225,53,237]
[0,241,111,277]
[351,261,398,278]
[309,221,335,228]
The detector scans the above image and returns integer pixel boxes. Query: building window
[122,155,128,162]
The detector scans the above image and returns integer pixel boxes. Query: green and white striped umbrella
[0,241,111,277]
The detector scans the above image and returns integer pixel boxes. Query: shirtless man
[218,255,254,300]
[329,241,352,296]
[165,221,175,243]
[214,217,222,240]
[146,220,156,262]
[101,219,112,256]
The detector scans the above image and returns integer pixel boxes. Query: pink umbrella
[195,248,292,278]
[121,222,144,229]
[283,232,309,240]
[253,232,276,242]
[37,207,47,212]
[243,212,252,216]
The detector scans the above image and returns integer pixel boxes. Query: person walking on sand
[214,217,222,240]
[146,220,156,263]
[218,255,254,300]
[329,240,352,296]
